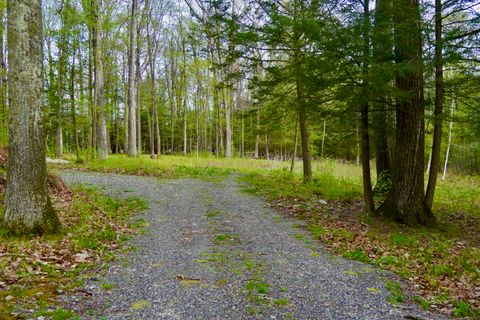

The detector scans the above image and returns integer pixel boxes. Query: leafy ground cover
[0,172,147,319]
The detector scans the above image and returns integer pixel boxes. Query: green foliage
[454,301,476,318]
[343,249,371,263]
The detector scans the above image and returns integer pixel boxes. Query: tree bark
[70,47,80,160]
[254,108,259,158]
[4,0,60,234]
[225,85,232,158]
[372,0,393,188]
[127,0,137,156]
[290,116,299,173]
[442,97,455,180]
[360,0,375,214]
[55,0,68,158]
[378,0,435,225]
[92,0,108,160]
[135,20,142,155]
[425,0,444,209]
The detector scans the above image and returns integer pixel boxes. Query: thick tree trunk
[4,0,60,234]
[425,0,444,209]
[127,0,137,156]
[378,0,435,225]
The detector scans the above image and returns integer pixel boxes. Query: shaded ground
[60,171,446,320]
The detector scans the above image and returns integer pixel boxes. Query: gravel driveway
[60,171,445,320]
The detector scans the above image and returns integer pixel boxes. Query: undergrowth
[0,186,147,319]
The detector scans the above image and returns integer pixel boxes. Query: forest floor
[0,155,478,319]
[58,170,445,320]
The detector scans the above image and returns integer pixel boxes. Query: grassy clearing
[0,186,147,319]
[58,154,480,317]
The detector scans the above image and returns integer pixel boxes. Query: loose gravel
[59,171,447,320]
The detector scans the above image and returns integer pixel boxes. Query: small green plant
[50,308,80,320]
[246,280,269,295]
[454,301,473,317]
[273,298,289,306]
[214,233,240,245]
[101,283,114,291]
[412,296,431,311]
[391,233,417,247]
[205,209,223,218]
[308,224,325,239]
[343,249,371,263]
[385,281,404,305]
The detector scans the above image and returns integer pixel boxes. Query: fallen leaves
[0,177,141,316]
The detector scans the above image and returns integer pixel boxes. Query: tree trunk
[254,108,259,159]
[425,0,444,209]
[55,0,68,159]
[0,6,6,139]
[290,116,299,173]
[225,86,232,158]
[147,31,156,159]
[92,0,108,160]
[265,134,269,159]
[372,0,393,188]
[378,0,435,225]
[360,0,375,214]
[4,0,60,234]
[321,119,326,159]
[136,21,141,155]
[442,97,455,180]
[70,47,80,160]
[127,0,137,156]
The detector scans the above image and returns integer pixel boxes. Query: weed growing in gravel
[385,281,405,305]
[101,283,114,291]
[205,209,224,218]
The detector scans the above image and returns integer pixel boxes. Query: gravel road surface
[60,171,446,320]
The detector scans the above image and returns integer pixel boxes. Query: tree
[3,0,60,234]
[127,0,137,156]
[92,0,108,159]
[371,0,393,191]
[425,0,444,209]
[378,0,435,225]
[359,0,375,213]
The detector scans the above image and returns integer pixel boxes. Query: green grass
[385,281,405,305]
